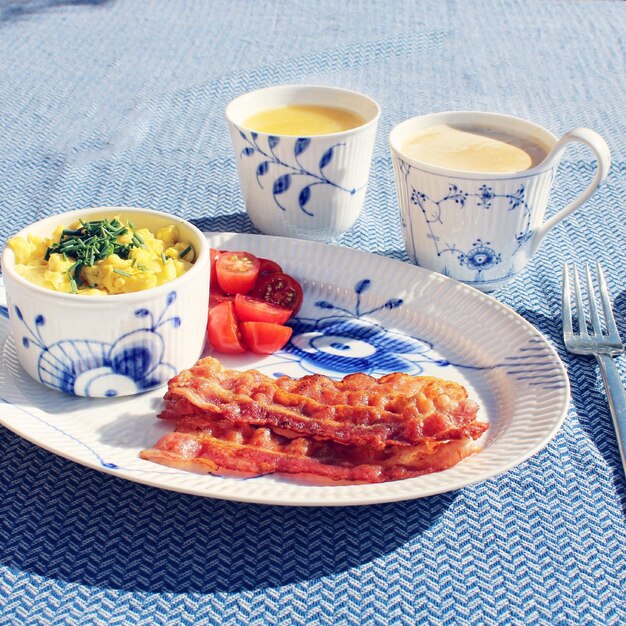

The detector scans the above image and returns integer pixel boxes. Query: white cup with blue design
[226,85,380,241]
[389,111,611,292]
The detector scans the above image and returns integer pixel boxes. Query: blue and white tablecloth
[1,1,625,623]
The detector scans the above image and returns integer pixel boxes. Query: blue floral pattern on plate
[16,291,181,397]
[270,278,450,377]
[261,278,563,393]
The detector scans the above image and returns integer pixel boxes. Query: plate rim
[0,232,570,506]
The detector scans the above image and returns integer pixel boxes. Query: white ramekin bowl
[1,206,210,398]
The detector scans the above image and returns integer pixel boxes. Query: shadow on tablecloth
[517,301,626,517]
[188,214,410,263]
[0,428,455,593]
[0,0,114,24]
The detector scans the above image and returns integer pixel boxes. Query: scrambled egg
[8,220,195,295]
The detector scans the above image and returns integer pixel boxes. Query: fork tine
[585,264,603,336]
[572,266,588,337]
[562,264,574,337]
[596,262,620,340]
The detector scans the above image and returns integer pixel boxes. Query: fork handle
[595,353,626,476]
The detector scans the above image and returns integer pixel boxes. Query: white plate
[0,233,569,506]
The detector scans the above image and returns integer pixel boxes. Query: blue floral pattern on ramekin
[238,129,360,216]
[15,291,181,397]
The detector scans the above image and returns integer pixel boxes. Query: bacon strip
[142,358,489,484]
[159,357,482,449]
[140,414,481,484]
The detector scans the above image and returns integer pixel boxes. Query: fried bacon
[140,414,481,484]
[158,357,483,449]
[140,357,488,484]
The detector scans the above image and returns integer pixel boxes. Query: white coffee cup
[389,111,611,292]
[226,85,380,241]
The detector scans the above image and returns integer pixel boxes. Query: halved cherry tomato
[207,301,246,354]
[234,294,291,324]
[240,322,293,355]
[251,272,303,316]
[209,286,234,309]
[216,251,260,294]
[210,248,222,289]
[258,258,283,277]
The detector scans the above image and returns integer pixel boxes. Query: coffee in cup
[389,111,611,292]
[400,123,550,174]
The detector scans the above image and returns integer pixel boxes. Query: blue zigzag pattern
[1,1,626,624]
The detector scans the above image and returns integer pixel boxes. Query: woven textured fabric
[1,0,626,624]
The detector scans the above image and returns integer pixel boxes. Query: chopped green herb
[161,252,168,265]
[67,271,77,293]
[132,232,146,249]
[44,218,145,287]
[113,268,132,278]
[137,264,149,272]
[179,245,192,259]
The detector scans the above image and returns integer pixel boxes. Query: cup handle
[536,127,611,242]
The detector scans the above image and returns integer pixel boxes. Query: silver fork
[562,263,626,476]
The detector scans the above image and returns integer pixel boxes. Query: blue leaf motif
[294,137,310,156]
[298,186,311,209]
[166,292,177,305]
[273,174,291,195]
[171,317,182,328]
[319,147,334,169]
[241,147,254,157]
[35,315,45,326]
[135,308,150,318]
[14,306,23,321]
[251,132,258,140]
[256,161,270,176]
[22,337,30,348]
[355,279,371,294]
[315,301,335,309]
[384,298,404,309]
[239,129,247,140]
[268,136,280,149]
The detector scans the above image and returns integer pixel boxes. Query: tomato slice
[258,258,283,276]
[216,251,261,294]
[240,322,293,355]
[251,272,303,316]
[210,248,222,289]
[209,287,234,309]
[234,294,292,324]
[207,301,246,354]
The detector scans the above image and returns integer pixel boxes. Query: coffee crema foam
[401,124,550,173]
